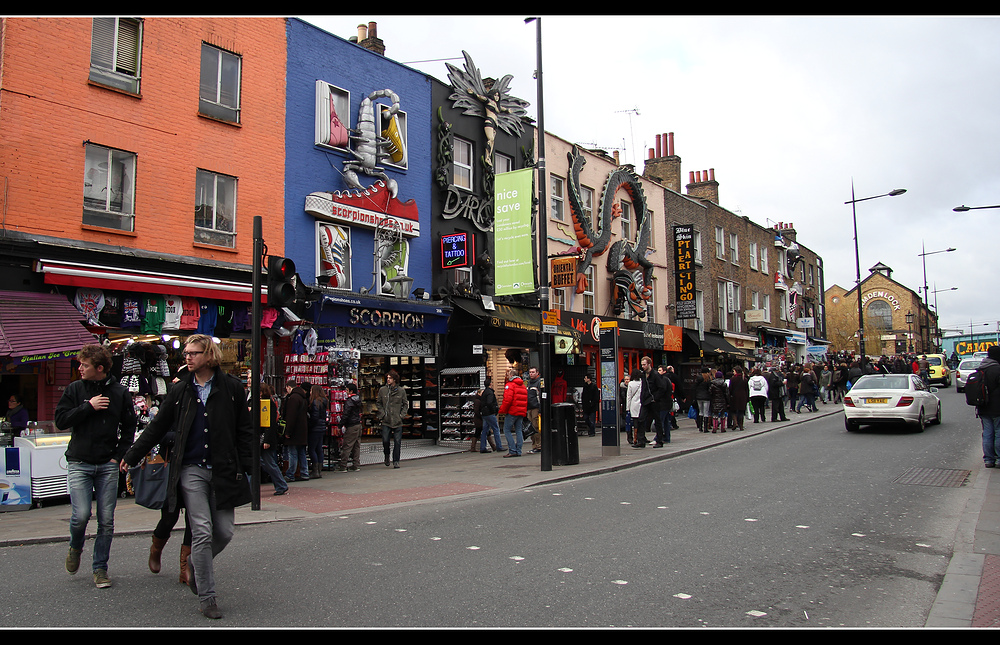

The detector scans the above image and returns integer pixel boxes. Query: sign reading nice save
[494,168,535,296]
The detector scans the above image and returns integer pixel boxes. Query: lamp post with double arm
[845,184,906,359]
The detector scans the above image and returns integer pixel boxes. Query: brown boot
[149,536,168,574]
[178,544,191,584]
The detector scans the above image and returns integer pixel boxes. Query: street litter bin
[550,403,579,466]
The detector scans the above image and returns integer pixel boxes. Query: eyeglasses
[182,351,204,358]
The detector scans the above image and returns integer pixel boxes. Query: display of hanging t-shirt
[121,295,142,328]
[73,288,105,325]
[99,291,123,328]
[214,303,234,337]
[232,305,251,332]
[162,295,183,330]
[140,295,165,334]
[179,297,200,330]
[196,299,217,334]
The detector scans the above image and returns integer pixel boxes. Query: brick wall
[0,17,287,262]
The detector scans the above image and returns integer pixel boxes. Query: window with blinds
[89,18,142,94]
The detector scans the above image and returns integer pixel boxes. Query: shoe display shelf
[439,366,485,445]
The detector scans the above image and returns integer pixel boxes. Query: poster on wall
[317,221,351,289]
[494,168,534,296]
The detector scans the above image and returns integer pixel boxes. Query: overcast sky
[303,14,1000,340]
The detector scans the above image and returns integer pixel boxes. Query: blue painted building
[284,19,448,441]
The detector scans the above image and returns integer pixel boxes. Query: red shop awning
[36,259,255,302]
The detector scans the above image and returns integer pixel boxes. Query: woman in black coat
[727,366,750,431]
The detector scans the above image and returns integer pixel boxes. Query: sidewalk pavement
[1,403,995,627]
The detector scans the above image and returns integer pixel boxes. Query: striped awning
[0,290,97,363]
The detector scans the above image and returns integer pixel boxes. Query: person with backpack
[970,346,1000,468]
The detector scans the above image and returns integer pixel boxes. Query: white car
[843,373,942,432]
[956,358,984,393]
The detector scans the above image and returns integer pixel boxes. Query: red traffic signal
[266,256,296,307]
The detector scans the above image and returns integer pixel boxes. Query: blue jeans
[982,416,1000,465]
[585,411,596,435]
[657,409,671,443]
[381,425,402,464]
[179,465,235,603]
[68,460,119,572]
[503,414,523,456]
[260,447,288,494]
[480,414,501,451]
[284,444,309,480]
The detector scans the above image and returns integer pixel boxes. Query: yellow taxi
[922,353,951,387]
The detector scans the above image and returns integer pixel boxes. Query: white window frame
[621,200,633,241]
[749,242,758,270]
[715,226,725,259]
[551,175,566,222]
[581,186,594,228]
[552,286,566,311]
[453,137,473,190]
[89,18,142,94]
[194,169,237,248]
[760,245,768,274]
[693,230,703,265]
[314,81,351,150]
[583,265,595,314]
[199,42,241,123]
[378,104,408,170]
[764,294,771,322]
[718,281,727,330]
[494,152,513,175]
[729,232,739,264]
[83,143,136,232]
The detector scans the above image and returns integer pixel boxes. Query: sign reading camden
[861,289,902,311]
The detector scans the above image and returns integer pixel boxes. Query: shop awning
[452,298,581,341]
[0,290,97,363]
[684,329,752,360]
[36,259,255,302]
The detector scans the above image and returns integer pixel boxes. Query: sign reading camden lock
[861,289,902,311]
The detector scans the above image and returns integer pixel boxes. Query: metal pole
[251,216,262,510]
[851,181,865,359]
[527,16,552,472]
[921,240,929,355]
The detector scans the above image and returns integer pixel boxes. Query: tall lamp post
[526,16,552,472]
[845,184,906,359]
[918,243,956,353]
[930,285,957,353]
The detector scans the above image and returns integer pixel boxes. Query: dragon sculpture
[565,145,654,318]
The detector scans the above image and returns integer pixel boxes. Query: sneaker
[66,547,82,574]
[200,597,223,619]
[93,569,112,588]
[348,465,360,472]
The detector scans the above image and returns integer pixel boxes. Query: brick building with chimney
[643,131,828,387]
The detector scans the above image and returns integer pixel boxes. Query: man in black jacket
[582,373,600,437]
[122,334,253,620]
[56,344,137,589]
[336,382,363,471]
[635,356,667,448]
[977,346,1000,468]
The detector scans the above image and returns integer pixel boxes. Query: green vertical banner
[494,168,535,296]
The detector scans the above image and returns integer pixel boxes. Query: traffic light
[266,256,296,308]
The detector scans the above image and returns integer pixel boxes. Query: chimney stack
[642,129,682,192]
[357,21,385,56]
[686,167,720,204]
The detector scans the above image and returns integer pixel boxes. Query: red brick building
[0,17,286,423]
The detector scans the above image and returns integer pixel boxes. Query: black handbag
[130,454,169,510]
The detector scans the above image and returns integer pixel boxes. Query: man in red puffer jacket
[499,368,528,457]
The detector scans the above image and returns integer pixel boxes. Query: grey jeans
[179,464,235,602]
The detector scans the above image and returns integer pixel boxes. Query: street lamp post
[906,311,914,353]
[918,243,956,354]
[845,183,906,359]
[526,16,552,472]
[930,285,957,353]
